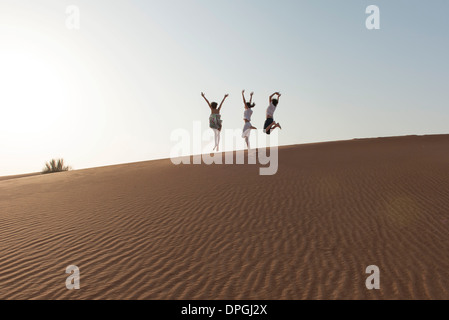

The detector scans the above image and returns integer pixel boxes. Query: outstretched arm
[242,90,247,108]
[218,94,229,111]
[269,92,280,104]
[249,92,254,104]
[201,92,212,109]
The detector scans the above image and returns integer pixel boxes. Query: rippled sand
[1,135,448,299]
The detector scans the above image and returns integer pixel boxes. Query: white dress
[242,109,253,138]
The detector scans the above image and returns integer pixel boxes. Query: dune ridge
[1,135,449,299]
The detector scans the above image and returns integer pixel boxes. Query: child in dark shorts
[263,92,282,135]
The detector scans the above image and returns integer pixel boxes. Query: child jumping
[263,92,282,135]
[241,90,257,149]
[201,92,228,151]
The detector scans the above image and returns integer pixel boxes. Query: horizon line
[1,133,447,180]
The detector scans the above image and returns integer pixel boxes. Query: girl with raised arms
[241,90,257,150]
[201,92,228,151]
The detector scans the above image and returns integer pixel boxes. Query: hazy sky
[1,0,448,176]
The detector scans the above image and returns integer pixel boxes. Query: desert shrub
[42,158,71,174]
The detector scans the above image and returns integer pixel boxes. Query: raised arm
[249,92,254,104]
[201,92,212,109]
[218,94,229,111]
[242,90,247,107]
[269,92,280,104]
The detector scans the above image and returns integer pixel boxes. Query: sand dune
[1,135,449,300]
[0,172,41,182]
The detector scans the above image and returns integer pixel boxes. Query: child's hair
[246,102,255,108]
[211,102,218,109]
[272,99,278,106]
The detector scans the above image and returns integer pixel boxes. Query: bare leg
[213,129,220,151]
[265,121,277,133]
[245,136,250,149]
[212,129,218,151]
[216,129,221,152]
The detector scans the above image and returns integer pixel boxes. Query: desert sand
[1,135,449,300]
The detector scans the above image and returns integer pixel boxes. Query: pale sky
[1,0,448,176]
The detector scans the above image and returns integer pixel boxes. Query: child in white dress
[241,90,257,149]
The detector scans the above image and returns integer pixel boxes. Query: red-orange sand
[1,135,448,299]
